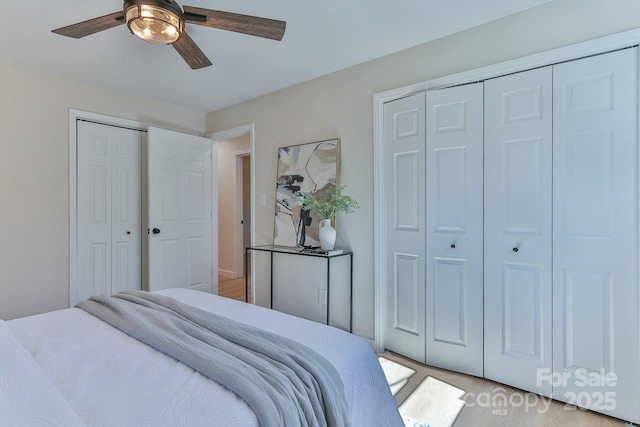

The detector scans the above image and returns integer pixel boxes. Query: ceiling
[3,0,550,112]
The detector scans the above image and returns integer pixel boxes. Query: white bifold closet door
[552,48,640,422]
[425,83,484,377]
[483,66,553,396]
[77,121,142,302]
[383,92,427,363]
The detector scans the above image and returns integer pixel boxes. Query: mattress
[2,288,402,426]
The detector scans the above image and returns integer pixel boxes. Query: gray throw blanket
[77,291,350,427]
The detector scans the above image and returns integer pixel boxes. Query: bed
[0,288,403,426]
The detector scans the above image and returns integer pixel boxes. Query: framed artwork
[273,138,340,247]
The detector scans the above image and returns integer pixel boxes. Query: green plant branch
[301,185,359,219]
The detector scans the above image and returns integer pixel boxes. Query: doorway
[209,125,255,303]
[238,152,252,272]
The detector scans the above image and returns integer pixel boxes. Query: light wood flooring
[218,274,252,303]
[381,352,629,427]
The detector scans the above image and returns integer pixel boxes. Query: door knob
[126,231,131,235]
[450,243,456,249]
[152,228,161,234]
[513,247,519,253]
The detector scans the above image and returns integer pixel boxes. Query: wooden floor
[381,352,628,427]
[218,274,251,303]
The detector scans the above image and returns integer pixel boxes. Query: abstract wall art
[273,138,339,247]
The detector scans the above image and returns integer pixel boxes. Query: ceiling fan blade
[52,11,125,39]
[173,32,213,70]
[183,6,286,41]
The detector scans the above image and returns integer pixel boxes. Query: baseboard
[218,269,235,278]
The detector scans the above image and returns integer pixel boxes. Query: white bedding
[3,288,402,426]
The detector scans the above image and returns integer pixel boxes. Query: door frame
[208,124,256,302]
[234,149,251,278]
[69,110,148,307]
[372,28,640,352]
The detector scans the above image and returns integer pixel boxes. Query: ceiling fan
[52,0,286,70]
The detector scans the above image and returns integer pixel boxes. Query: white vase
[319,218,336,250]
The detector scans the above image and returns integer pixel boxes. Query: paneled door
[552,48,640,422]
[383,92,427,363]
[425,83,484,376]
[484,66,553,396]
[148,127,214,293]
[76,120,142,303]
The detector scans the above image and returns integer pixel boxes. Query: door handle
[152,228,161,234]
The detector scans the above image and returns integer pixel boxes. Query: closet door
[383,92,427,363]
[552,48,640,423]
[425,83,484,376]
[77,121,142,302]
[484,66,553,396]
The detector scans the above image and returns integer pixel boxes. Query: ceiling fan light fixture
[124,0,184,44]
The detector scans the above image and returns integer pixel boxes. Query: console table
[245,245,353,332]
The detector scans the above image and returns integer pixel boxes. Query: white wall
[0,62,206,320]
[217,135,250,277]
[205,0,640,340]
